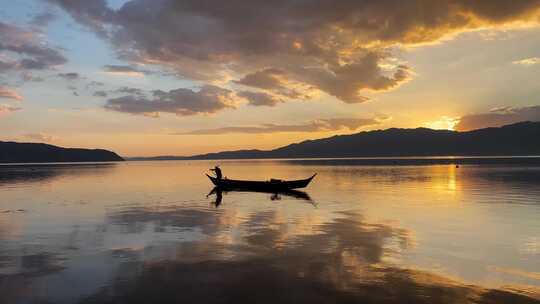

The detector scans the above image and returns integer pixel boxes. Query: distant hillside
[132,121,540,161]
[0,141,124,163]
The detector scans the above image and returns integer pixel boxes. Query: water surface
[1,160,539,303]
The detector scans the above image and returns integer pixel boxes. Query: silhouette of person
[210,166,222,179]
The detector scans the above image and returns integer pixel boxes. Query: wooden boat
[206,173,316,191]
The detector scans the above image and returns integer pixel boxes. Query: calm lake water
[1,160,539,303]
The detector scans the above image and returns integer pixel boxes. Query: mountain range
[2,122,539,163]
[131,121,540,160]
[0,141,124,163]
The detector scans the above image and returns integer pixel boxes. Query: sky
[1,0,540,157]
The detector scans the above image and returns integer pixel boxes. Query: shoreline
[3,156,540,166]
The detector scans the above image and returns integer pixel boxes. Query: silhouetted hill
[267,121,540,158]
[131,121,539,161]
[0,141,124,163]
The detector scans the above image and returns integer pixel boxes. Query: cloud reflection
[91,207,539,303]
[0,163,117,185]
[1,163,540,303]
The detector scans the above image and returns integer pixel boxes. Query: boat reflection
[207,187,315,207]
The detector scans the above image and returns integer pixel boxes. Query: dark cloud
[48,0,540,105]
[103,64,145,76]
[19,58,49,70]
[298,54,411,103]
[235,68,313,100]
[57,72,80,80]
[104,85,238,117]
[236,60,410,103]
[92,86,147,100]
[235,68,287,90]
[93,90,108,97]
[0,86,23,101]
[114,86,144,96]
[455,105,540,131]
[0,21,66,71]
[44,0,115,38]
[85,80,105,93]
[177,118,381,135]
[238,91,284,107]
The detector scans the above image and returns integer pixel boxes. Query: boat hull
[206,174,316,191]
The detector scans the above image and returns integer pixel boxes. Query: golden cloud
[48,0,540,109]
[513,57,540,65]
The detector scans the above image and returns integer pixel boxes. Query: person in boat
[210,166,222,179]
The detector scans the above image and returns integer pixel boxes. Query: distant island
[0,141,124,163]
[131,121,540,161]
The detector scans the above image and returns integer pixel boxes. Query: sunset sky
[1,0,540,156]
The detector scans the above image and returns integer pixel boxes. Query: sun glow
[424,116,459,131]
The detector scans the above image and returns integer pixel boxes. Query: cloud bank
[48,0,540,111]
[0,21,66,72]
[104,85,238,117]
[455,105,540,131]
[177,118,381,135]
[237,91,284,107]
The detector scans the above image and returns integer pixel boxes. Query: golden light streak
[513,57,540,66]
[424,116,459,131]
